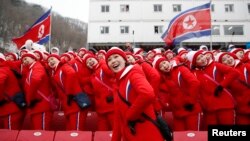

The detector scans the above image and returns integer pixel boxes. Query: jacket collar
[116,65,134,80]
[234,59,241,68]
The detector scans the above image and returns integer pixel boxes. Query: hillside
[0,0,87,52]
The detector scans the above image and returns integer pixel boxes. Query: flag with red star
[161,2,211,47]
[12,8,52,49]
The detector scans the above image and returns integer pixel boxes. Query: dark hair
[125,62,130,66]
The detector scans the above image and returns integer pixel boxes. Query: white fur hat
[228,44,235,49]
[177,47,188,56]
[177,47,186,54]
[214,52,227,63]
[199,45,208,51]
[25,39,33,50]
[51,47,60,55]
[186,50,203,66]
[152,56,166,69]
[153,48,162,55]
[230,48,244,54]
[133,48,143,55]
[0,53,6,61]
[21,51,37,61]
[5,52,18,61]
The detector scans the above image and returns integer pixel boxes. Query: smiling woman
[25,0,89,22]
[105,47,165,141]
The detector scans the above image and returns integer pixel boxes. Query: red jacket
[89,62,115,114]
[51,62,81,115]
[139,61,161,112]
[192,61,236,112]
[163,64,202,117]
[227,60,250,114]
[157,76,171,111]
[234,60,250,85]
[111,64,164,141]
[69,57,87,90]
[72,57,93,95]
[23,62,52,114]
[6,60,28,91]
[0,62,22,116]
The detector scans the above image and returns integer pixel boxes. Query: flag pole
[49,6,52,53]
[209,0,213,51]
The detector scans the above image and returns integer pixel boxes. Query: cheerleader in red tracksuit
[186,51,236,130]
[215,52,250,124]
[5,50,29,92]
[106,47,164,141]
[242,50,250,64]
[80,53,96,110]
[47,54,91,130]
[21,52,53,130]
[0,55,25,130]
[139,58,161,110]
[69,54,93,97]
[66,53,91,122]
[85,54,115,131]
[126,52,162,113]
[153,57,202,131]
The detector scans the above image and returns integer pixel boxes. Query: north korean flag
[12,8,51,49]
[161,3,211,47]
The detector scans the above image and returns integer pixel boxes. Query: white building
[88,0,250,51]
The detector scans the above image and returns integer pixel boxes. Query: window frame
[225,4,234,13]
[154,4,162,12]
[101,5,110,13]
[223,25,244,35]
[100,26,109,34]
[211,25,220,35]
[173,4,181,12]
[211,4,215,12]
[120,26,129,34]
[120,4,130,12]
[154,25,163,34]
[248,3,250,13]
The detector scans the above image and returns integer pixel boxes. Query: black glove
[73,93,91,109]
[29,99,40,108]
[214,85,223,97]
[12,69,22,79]
[127,119,144,135]
[106,95,114,103]
[16,102,27,109]
[128,121,137,135]
[67,94,75,106]
[184,103,194,111]
[12,92,27,109]
[0,99,8,106]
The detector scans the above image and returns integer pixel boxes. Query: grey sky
[25,0,89,22]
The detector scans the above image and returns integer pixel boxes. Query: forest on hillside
[0,0,88,52]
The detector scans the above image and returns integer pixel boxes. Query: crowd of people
[0,40,250,141]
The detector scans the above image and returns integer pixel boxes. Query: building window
[154,26,163,34]
[101,5,109,13]
[154,4,162,12]
[100,26,109,34]
[225,4,234,12]
[121,5,129,12]
[120,26,129,34]
[212,25,220,35]
[224,25,244,35]
[248,4,250,13]
[173,4,181,12]
[211,4,215,12]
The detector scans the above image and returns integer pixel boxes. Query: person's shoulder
[131,64,142,70]
[130,64,145,75]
